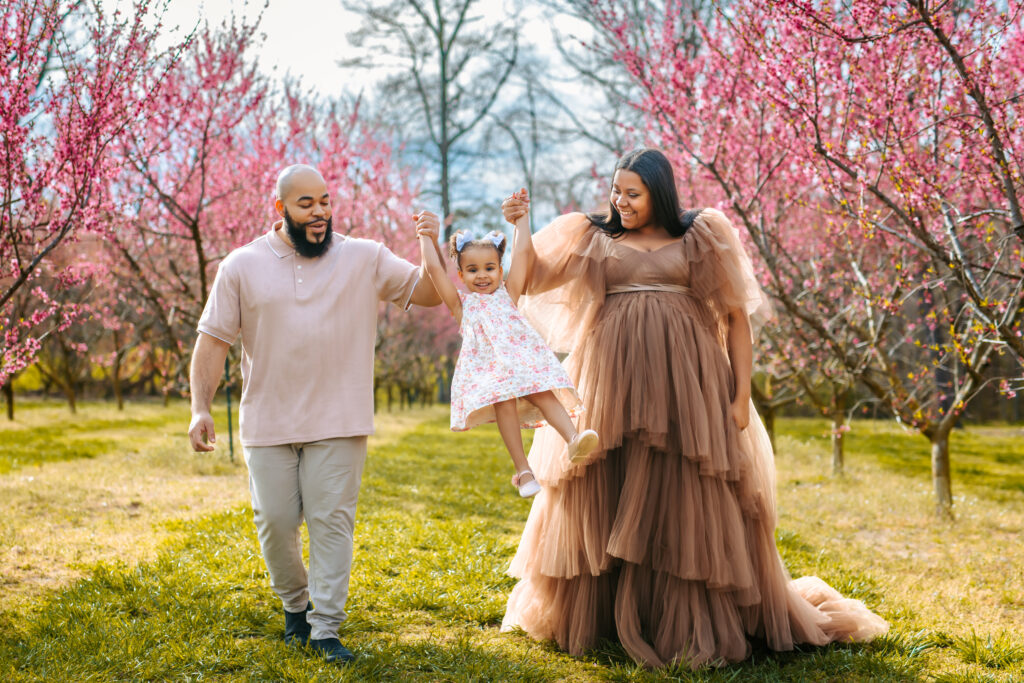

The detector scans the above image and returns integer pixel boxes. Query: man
[188,164,442,663]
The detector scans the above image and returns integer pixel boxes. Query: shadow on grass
[539,633,932,682]
[1,415,1013,681]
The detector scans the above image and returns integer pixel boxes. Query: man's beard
[283,209,333,258]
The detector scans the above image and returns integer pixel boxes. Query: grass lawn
[0,401,1022,681]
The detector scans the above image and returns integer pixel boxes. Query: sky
[145,0,607,225]
[154,0,589,97]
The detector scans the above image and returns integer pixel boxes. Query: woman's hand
[501,189,529,226]
[730,398,750,430]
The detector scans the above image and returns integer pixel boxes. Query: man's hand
[189,411,217,452]
[414,210,440,239]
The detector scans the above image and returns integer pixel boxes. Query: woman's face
[610,169,653,230]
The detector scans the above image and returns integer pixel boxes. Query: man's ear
[274,198,285,218]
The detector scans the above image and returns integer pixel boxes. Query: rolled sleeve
[197,257,241,344]
[374,244,419,310]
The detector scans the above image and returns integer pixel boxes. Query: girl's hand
[501,189,529,225]
[414,211,440,239]
[730,399,750,430]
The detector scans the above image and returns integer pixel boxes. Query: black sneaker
[309,637,355,664]
[283,602,312,647]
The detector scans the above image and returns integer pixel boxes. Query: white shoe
[568,429,599,463]
[514,470,541,498]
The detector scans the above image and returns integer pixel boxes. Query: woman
[499,148,887,668]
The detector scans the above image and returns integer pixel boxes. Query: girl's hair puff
[447,230,507,269]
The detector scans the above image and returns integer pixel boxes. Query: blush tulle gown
[500,209,888,668]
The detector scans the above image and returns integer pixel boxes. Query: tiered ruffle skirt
[502,289,887,668]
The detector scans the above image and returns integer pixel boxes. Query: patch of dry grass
[772,419,1024,678]
[0,400,448,614]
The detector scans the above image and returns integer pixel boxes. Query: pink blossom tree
[726,0,1024,361]
[722,0,1024,514]
[2,4,450,411]
[103,15,444,398]
[0,0,179,386]
[106,14,276,396]
[586,0,1021,514]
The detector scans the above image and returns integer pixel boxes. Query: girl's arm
[504,188,535,305]
[727,308,752,430]
[408,211,444,307]
[417,218,462,323]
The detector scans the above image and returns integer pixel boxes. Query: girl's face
[610,169,653,230]
[458,245,503,294]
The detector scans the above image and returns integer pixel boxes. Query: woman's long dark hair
[588,148,700,238]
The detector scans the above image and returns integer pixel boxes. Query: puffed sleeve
[687,208,771,338]
[519,212,616,353]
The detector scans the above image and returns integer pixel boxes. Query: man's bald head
[274,164,333,258]
[275,164,326,202]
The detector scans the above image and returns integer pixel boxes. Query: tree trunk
[438,357,453,403]
[930,424,955,518]
[3,382,13,421]
[761,404,776,452]
[439,29,452,240]
[441,142,452,240]
[112,333,125,411]
[830,389,848,476]
[112,355,124,411]
[831,415,845,476]
[65,384,77,414]
[113,374,124,411]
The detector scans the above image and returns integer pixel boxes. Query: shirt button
[298,279,303,284]
[297,265,302,270]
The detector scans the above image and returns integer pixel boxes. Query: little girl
[417,190,599,497]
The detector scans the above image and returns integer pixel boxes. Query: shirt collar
[266,221,294,258]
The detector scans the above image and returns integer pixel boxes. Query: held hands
[501,188,529,226]
[188,411,217,452]
[414,210,440,239]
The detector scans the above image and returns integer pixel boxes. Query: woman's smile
[611,169,652,229]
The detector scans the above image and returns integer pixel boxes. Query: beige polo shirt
[197,226,420,447]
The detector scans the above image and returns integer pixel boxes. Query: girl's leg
[523,390,577,443]
[525,390,599,462]
[493,398,536,487]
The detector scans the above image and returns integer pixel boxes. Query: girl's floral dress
[450,285,581,431]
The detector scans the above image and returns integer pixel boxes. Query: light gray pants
[243,436,367,641]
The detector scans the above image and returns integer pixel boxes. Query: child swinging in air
[417,190,599,497]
